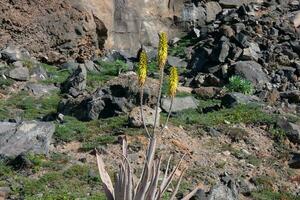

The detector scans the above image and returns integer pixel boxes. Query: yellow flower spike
[168,66,179,97]
[158,32,168,69]
[138,50,148,87]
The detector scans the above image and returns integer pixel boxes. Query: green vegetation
[87,60,129,91]
[269,126,287,142]
[42,64,70,84]
[251,190,300,200]
[226,75,254,95]
[96,60,129,76]
[22,59,35,69]
[54,115,128,148]
[0,76,14,89]
[0,91,60,120]
[0,153,105,200]
[169,35,197,58]
[167,104,277,127]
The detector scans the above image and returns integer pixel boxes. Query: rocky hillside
[0,0,300,200]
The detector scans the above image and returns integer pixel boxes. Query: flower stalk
[153,32,168,137]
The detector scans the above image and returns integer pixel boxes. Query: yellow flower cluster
[138,50,148,86]
[158,32,168,69]
[168,66,178,97]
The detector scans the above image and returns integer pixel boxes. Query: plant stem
[140,87,151,138]
[160,96,174,135]
[153,67,164,138]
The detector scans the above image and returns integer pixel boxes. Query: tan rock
[128,106,160,128]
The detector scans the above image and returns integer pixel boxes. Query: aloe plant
[96,32,198,200]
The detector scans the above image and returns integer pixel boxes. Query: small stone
[223,151,231,156]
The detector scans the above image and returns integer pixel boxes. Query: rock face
[0,0,106,62]
[0,0,207,59]
[0,121,55,158]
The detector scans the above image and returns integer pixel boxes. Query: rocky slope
[0,0,300,200]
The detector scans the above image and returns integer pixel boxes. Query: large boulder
[25,83,58,97]
[0,45,30,63]
[0,121,55,158]
[59,72,159,120]
[161,96,199,112]
[234,61,269,86]
[221,92,261,108]
[219,0,260,8]
[277,119,300,144]
[61,65,87,97]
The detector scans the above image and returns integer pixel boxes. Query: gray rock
[61,65,87,97]
[12,61,24,68]
[0,46,30,63]
[241,43,260,61]
[31,65,48,81]
[7,67,30,81]
[234,61,269,85]
[61,60,79,72]
[182,4,206,26]
[289,152,300,169]
[189,47,212,73]
[212,40,230,63]
[219,0,259,8]
[167,56,188,68]
[26,83,58,97]
[128,106,160,128]
[207,184,238,200]
[221,92,261,108]
[205,2,222,22]
[59,72,159,120]
[161,96,199,112]
[280,90,300,103]
[0,121,55,158]
[277,119,300,144]
[84,60,100,72]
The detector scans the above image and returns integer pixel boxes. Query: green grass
[54,115,128,146]
[86,60,129,91]
[0,153,106,200]
[169,35,197,59]
[251,190,300,200]
[0,91,61,120]
[42,64,70,85]
[0,76,14,90]
[166,104,277,127]
[96,60,129,76]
